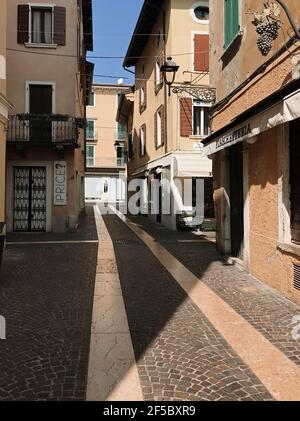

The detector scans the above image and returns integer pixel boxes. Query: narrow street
[2,205,299,401]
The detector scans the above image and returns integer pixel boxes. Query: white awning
[203,88,300,156]
[174,153,212,178]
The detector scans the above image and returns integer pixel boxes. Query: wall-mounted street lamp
[161,57,179,96]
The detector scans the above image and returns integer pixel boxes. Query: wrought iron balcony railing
[7,114,81,146]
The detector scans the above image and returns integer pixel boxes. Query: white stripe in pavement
[109,205,300,402]
[86,205,143,402]
[6,240,99,245]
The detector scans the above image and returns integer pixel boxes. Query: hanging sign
[54,161,67,206]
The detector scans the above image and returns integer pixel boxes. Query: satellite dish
[117,78,124,85]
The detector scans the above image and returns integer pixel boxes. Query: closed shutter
[159,53,164,84]
[290,119,300,243]
[224,0,240,48]
[17,4,29,44]
[194,34,209,72]
[154,111,157,147]
[54,6,66,46]
[180,98,193,137]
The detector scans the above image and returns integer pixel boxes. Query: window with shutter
[224,0,240,49]
[290,119,300,243]
[194,34,209,72]
[180,98,193,137]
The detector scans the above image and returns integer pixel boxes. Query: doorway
[229,142,244,259]
[29,84,53,141]
[13,166,47,232]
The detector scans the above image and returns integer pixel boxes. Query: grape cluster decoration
[252,2,282,56]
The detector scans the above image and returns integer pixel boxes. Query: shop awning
[174,154,212,178]
[203,84,300,156]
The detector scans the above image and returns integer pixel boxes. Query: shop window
[290,119,300,243]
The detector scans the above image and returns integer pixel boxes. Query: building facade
[0,0,10,263]
[6,0,93,233]
[204,0,300,304]
[85,84,131,204]
[121,0,214,230]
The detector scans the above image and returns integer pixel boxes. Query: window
[193,101,210,137]
[31,7,53,44]
[194,6,209,21]
[117,123,126,140]
[155,106,164,148]
[224,0,240,49]
[190,2,209,23]
[140,83,147,113]
[104,180,109,193]
[17,5,66,46]
[128,133,134,159]
[290,119,300,243]
[86,145,95,167]
[140,125,146,157]
[87,91,95,107]
[155,55,163,92]
[86,120,95,140]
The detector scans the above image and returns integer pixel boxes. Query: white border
[190,1,209,24]
[25,80,56,113]
[28,3,56,45]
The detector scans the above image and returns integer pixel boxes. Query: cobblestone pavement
[101,210,273,401]
[0,207,98,400]
[127,215,300,368]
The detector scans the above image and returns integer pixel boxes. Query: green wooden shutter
[224,0,240,48]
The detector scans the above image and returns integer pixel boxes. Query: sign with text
[54,161,67,206]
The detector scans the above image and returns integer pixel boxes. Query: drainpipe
[275,0,300,39]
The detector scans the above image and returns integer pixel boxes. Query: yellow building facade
[123,0,214,230]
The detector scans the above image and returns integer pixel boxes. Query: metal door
[13,167,47,232]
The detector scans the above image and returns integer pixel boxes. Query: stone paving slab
[0,239,97,400]
[102,211,273,401]
[6,206,98,243]
[128,215,300,369]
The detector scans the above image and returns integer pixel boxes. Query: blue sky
[88,0,144,85]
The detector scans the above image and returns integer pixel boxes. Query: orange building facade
[204,0,300,304]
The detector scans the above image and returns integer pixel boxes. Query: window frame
[192,100,211,137]
[190,1,209,24]
[156,109,162,147]
[86,144,95,168]
[87,91,95,107]
[140,125,146,157]
[28,4,55,45]
[86,119,96,141]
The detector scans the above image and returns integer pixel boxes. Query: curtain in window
[44,11,52,44]
[32,11,41,43]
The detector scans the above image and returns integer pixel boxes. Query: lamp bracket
[172,85,216,102]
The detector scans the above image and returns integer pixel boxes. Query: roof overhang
[82,0,93,51]
[123,0,165,68]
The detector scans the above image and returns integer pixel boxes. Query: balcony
[7,114,82,147]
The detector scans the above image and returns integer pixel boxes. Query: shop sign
[216,123,252,150]
[54,161,67,206]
